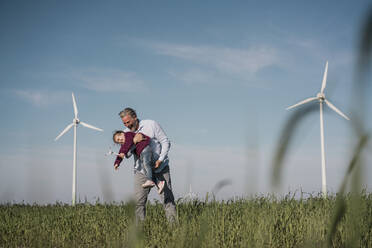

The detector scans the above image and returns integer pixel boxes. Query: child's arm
[124,145,135,158]
[113,133,136,169]
[125,133,146,158]
[114,152,125,170]
[121,133,135,154]
[114,153,124,170]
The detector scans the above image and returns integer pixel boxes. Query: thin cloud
[146,42,279,76]
[167,68,218,84]
[14,90,69,107]
[283,33,354,68]
[75,68,147,93]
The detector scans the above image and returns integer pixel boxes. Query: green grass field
[1,193,371,247]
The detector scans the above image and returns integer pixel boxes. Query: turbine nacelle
[317,92,325,102]
[73,118,80,125]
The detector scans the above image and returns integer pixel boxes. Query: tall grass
[1,194,371,247]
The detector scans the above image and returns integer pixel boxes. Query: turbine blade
[320,61,328,93]
[55,123,74,141]
[286,97,318,110]
[80,121,104,132]
[72,92,78,119]
[324,99,349,120]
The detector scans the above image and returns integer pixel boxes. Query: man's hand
[155,160,162,169]
[114,164,120,170]
[133,133,145,144]
[118,153,125,159]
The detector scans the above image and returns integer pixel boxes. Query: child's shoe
[157,181,165,194]
[142,180,155,188]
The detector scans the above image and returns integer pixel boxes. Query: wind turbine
[55,92,103,205]
[286,61,349,198]
[183,184,197,201]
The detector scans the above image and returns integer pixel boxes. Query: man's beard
[129,125,136,131]
[128,121,138,131]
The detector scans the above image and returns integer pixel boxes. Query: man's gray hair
[119,107,137,118]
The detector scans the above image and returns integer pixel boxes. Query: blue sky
[0,0,371,204]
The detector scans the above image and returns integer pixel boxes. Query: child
[113,130,165,193]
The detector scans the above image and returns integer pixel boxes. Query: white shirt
[125,119,171,173]
[136,119,171,162]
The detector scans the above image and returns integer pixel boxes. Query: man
[118,107,177,222]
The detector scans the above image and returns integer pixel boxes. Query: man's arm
[153,121,171,166]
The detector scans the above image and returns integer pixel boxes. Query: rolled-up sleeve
[154,121,171,161]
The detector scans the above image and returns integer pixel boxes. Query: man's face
[122,115,138,131]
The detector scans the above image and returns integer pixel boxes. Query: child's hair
[112,130,125,144]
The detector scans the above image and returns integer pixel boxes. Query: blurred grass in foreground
[1,194,371,247]
[271,6,372,248]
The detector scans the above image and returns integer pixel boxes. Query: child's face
[114,133,125,144]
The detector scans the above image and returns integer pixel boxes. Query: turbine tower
[286,61,349,198]
[55,92,103,205]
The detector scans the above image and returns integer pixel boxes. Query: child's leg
[140,146,164,193]
[153,172,165,194]
[140,146,153,181]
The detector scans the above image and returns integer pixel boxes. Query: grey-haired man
[119,107,177,222]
